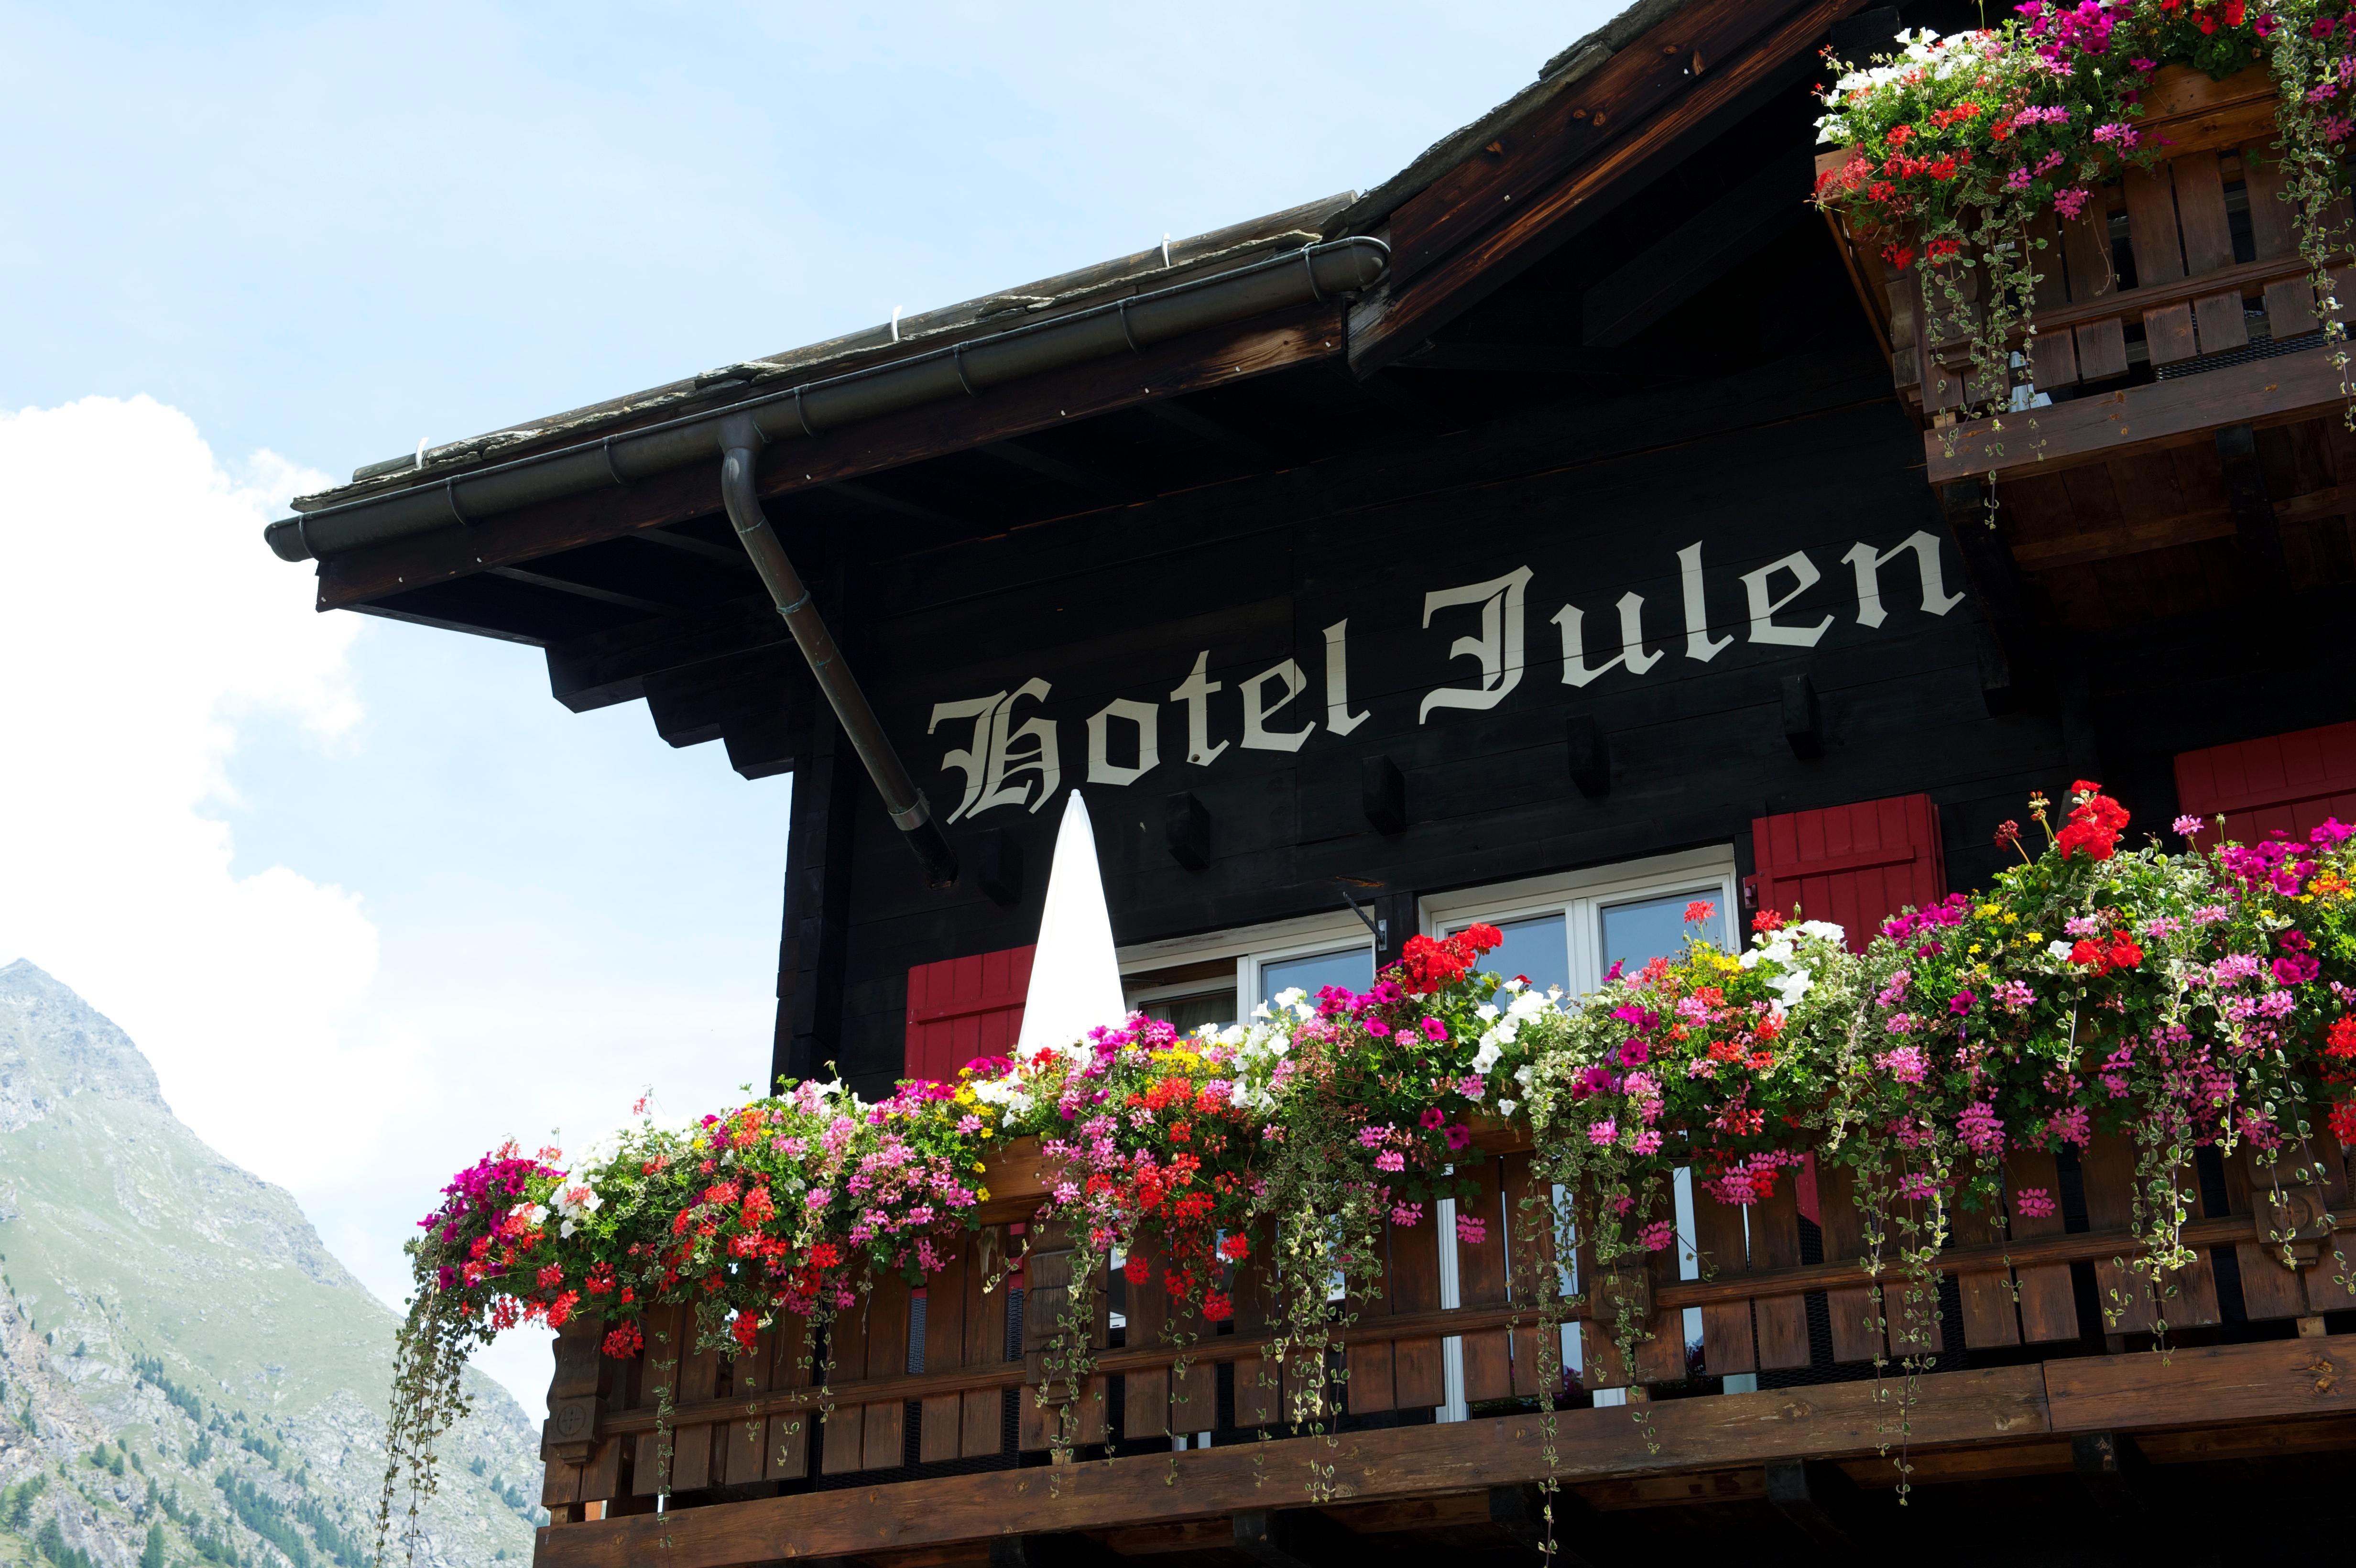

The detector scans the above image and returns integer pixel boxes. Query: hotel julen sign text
[925,530,1964,822]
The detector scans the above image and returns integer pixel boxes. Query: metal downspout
[716,419,956,887]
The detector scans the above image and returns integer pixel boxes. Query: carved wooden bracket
[540,1318,610,1465]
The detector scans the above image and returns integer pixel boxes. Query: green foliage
[133,1356,205,1427]
[33,1516,92,1568]
[2,1474,48,1530]
[140,1523,166,1568]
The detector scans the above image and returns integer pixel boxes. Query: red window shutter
[1747,793,1947,954]
[2175,720,2356,848]
[904,945,1036,1084]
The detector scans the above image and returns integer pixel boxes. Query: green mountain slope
[0,960,542,1567]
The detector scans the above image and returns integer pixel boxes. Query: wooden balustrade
[539,1127,2356,1529]
[1816,66,2354,469]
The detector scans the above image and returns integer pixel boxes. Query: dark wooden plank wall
[747,339,2356,1097]
[798,344,2067,1093]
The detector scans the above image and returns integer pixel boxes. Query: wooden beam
[1582,152,1811,348]
[2216,422,2292,597]
[1937,477,2036,712]
[1351,0,1864,374]
[634,526,762,572]
[1138,397,1276,463]
[315,304,1344,611]
[488,565,686,619]
[533,1364,2058,1568]
[831,479,967,530]
[981,438,1140,503]
[1926,345,2350,483]
[1391,342,1636,377]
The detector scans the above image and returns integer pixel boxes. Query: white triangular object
[1015,791,1129,1057]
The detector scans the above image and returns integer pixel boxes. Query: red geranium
[2056,783,2130,861]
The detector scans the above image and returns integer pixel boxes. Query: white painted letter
[1739,551,1832,648]
[928,693,1003,822]
[972,678,1061,815]
[1418,566,1532,723]
[1677,541,1731,663]
[1323,619,1369,737]
[1243,659,1314,752]
[1085,698,1160,786]
[1170,651,1228,766]
[1550,592,1663,688]
[1844,531,1965,628]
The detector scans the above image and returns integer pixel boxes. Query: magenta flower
[1420,1016,1449,1042]
[1419,1106,1447,1130]
[1365,1017,1392,1037]
[1455,1213,1487,1246]
[1444,1122,1473,1152]
[2012,1187,2058,1218]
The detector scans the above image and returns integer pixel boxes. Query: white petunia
[2048,940,2076,960]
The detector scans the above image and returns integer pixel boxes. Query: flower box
[1816,62,2346,426]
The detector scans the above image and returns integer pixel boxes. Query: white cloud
[0,395,415,1179]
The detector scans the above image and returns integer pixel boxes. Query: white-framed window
[1423,845,1741,1408]
[1418,845,1739,996]
[1118,908,1376,1034]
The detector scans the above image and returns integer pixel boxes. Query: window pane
[1145,990,1236,1036]
[1261,946,1373,1006]
[1600,890,1724,975]
[1471,912,1571,996]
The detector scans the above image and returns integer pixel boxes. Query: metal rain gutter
[714,416,957,887]
[264,237,1391,564]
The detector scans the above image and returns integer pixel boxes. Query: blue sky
[0,0,1617,1414]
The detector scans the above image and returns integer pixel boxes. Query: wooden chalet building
[266,0,2356,1560]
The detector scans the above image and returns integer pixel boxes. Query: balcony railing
[1817,66,2354,485]
[532,1127,2355,1567]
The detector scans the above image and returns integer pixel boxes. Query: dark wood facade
[267,0,2356,1557]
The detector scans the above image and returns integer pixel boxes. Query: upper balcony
[530,1125,2356,1568]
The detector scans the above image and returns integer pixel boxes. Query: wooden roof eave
[1345,0,1869,376]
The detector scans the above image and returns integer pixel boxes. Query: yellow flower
[2025,932,2042,944]
[976,1187,991,1202]
[2002,912,2018,925]
[1976,903,2000,918]
[1967,943,1982,955]
[973,1160,988,1172]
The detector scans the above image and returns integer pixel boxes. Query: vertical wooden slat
[1075,1250,1112,1447]
[1499,1154,1562,1399]
[2122,163,2185,286]
[1231,1221,1282,1426]
[2194,290,2250,355]
[2145,302,2199,366]
[720,1328,769,1485]
[2305,1143,2356,1313]
[631,1303,685,1496]
[2025,210,2068,310]
[1167,1284,1215,1434]
[2060,208,2116,301]
[1691,1193,1757,1376]
[1344,1218,1396,1416]
[1122,1247,1172,1442]
[764,1313,811,1481]
[960,1229,1009,1458]
[2171,151,2235,275]
[2080,1133,2222,1332]
[818,1300,868,1473]
[1633,1244,1687,1385]
[1749,1177,1811,1370]
[2028,328,2079,390]
[2076,318,2130,380]
[1457,1156,1515,1403]
[1948,1190,2021,1348]
[860,1275,912,1470]
[2001,1149,2078,1342]
[668,1328,723,1491]
[1814,1164,1882,1363]
[2224,1154,2311,1321]
[920,1255,969,1462]
[1389,1209,1446,1410]
[2244,154,2298,260]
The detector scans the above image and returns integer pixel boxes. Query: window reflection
[1480,913,1571,996]
[1260,946,1374,1006]
[1600,890,1725,975]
